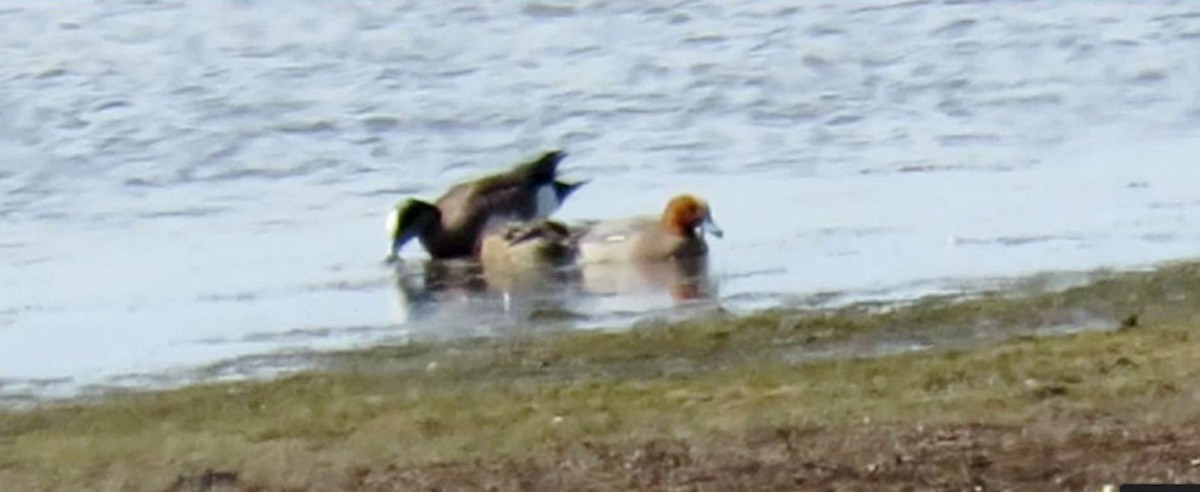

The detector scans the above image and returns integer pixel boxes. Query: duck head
[661,194,723,239]
[385,199,441,263]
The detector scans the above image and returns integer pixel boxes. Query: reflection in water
[389,259,489,334]
[421,259,489,293]
[580,256,717,303]
[388,258,578,337]
[389,255,718,335]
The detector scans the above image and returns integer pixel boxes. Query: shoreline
[0,258,1154,407]
[6,260,1200,490]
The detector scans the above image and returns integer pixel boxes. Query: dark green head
[385,199,440,263]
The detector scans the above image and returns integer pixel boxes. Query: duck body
[480,219,578,272]
[478,219,580,292]
[577,216,706,262]
[387,150,586,261]
[576,194,722,264]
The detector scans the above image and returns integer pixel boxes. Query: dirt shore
[337,422,1200,492]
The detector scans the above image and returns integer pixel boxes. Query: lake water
[3,0,1200,401]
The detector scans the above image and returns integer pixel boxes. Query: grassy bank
[5,262,1200,491]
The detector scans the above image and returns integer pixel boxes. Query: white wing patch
[603,234,628,243]
[386,207,399,236]
[534,184,559,218]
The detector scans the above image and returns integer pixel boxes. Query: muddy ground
[170,420,1200,492]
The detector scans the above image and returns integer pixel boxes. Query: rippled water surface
[4,0,1200,400]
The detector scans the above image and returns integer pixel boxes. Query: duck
[385,150,586,262]
[576,194,723,263]
[476,193,722,269]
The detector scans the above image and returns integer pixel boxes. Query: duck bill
[701,216,724,239]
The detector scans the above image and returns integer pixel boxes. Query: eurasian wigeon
[576,194,722,263]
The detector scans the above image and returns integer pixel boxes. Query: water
[3,0,1200,400]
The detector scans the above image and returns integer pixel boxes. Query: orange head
[661,194,723,239]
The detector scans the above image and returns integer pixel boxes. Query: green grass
[5,261,1200,491]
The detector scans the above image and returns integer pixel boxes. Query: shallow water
[3,0,1200,400]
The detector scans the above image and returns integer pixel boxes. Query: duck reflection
[578,255,718,303]
[388,255,714,334]
[388,256,582,335]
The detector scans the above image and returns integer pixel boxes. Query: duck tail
[553,179,588,201]
[521,150,568,185]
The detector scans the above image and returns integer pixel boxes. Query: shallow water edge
[5,260,1200,490]
[5,256,1198,410]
